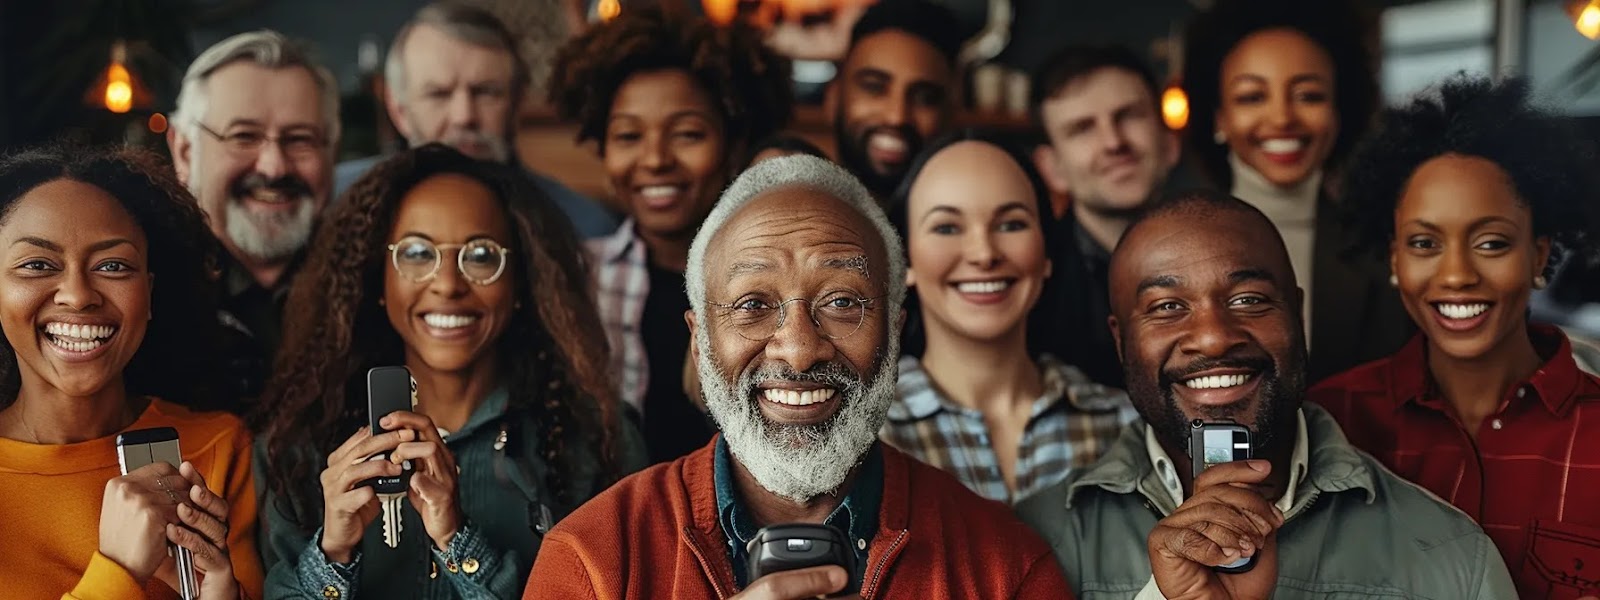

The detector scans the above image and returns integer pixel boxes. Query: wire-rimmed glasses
[708,292,887,341]
[387,236,510,286]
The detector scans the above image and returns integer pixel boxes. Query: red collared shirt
[1310,325,1600,599]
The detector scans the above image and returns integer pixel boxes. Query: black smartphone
[115,427,198,600]
[363,366,415,495]
[746,523,859,597]
[1189,419,1256,574]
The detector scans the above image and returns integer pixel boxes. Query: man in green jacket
[1016,189,1516,599]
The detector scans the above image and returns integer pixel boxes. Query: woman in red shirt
[1310,74,1600,599]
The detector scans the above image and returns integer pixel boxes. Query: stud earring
[1534,275,1548,290]
[1389,274,1398,288]
[515,301,523,309]
[1214,130,1227,145]
[378,297,385,306]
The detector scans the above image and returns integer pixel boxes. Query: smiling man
[827,0,963,201]
[523,155,1070,600]
[169,30,337,405]
[1015,189,1515,599]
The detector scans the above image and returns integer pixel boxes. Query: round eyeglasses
[387,236,509,286]
[708,293,887,342]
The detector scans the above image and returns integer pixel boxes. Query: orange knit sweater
[0,399,263,600]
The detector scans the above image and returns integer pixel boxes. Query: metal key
[379,491,405,548]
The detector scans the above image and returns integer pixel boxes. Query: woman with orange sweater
[0,144,262,600]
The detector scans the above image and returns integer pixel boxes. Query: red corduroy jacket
[522,438,1073,599]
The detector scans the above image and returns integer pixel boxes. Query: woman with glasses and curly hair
[253,144,644,599]
[549,6,793,463]
[0,143,260,600]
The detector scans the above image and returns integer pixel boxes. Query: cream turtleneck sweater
[1229,153,1320,349]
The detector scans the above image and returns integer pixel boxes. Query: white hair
[685,154,907,502]
[172,30,341,147]
[686,154,906,325]
[384,2,528,109]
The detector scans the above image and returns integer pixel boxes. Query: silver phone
[116,427,198,600]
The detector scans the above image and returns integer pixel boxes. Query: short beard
[203,152,317,263]
[695,322,900,503]
[1123,344,1306,459]
[830,106,914,198]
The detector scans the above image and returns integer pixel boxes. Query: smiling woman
[0,143,262,599]
[252,143,644,600]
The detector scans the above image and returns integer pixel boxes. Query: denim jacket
[1015,404,1517,599]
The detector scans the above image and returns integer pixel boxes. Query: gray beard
[695,323,900,503]
[224,195,315,262]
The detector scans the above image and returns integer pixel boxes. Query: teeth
[1183,374,1253,390]
[868,134,907,153]
[1436,303,1489,320]
[956,280,1010,294]
[250,189,287,203]
[639,185,679,198]
[762,388,837,406]
[423,314,479,329]
[43,323,116,340]
[1260,138,1304,154]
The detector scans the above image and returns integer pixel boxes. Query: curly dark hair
[0,142,225,409]
[253,143,623,532]
[547,6,793,156]
[1181,0,1379,190]
[1343,74,1600,277]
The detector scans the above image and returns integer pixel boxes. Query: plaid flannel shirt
[588,220,651,414]
[882,354,1137,504]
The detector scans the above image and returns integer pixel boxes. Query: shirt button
[462,557,480,574]
[857,538,867,551]
[446,560,459,573]
[1516,387,1527,399]
[322,586,341,599]
[1491,419,1503,430]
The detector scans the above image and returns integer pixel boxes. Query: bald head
[1107,188,1307,460]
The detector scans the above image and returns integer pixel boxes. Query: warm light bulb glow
[598,0,621,21]
[1579,1,1600,39]
[104,62,133,114]
[703,0,737,25]
[1161,85,1189,130]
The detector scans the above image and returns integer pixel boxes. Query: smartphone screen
[1201,428,1251,472]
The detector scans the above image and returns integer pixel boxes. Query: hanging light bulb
[1161,83,1189,131]
[703,0,737,25]
[89,40,146,114]
[1578,0,1600,39]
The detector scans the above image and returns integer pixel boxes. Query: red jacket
[523,439,1073,599]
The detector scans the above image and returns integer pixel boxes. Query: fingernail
[1239,539,1253,551]
[1248,460,1270,472]
[1223,547,1239,558]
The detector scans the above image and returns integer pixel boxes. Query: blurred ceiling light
[1162,83,1189,130]
[148,112,168,133]
[91,41,147,114]
[598,0,621,22]
[1579,0,1600,39]
[704,0,738,25]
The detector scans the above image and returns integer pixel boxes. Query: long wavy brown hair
[252,144,620,532]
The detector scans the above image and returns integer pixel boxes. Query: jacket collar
[1063,404,1377,516]
[1388,324,1583,419]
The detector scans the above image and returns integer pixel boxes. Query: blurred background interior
[2,0,1598,335]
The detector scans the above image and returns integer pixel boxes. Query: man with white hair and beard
[169,30,336,404]
[522,155,1072,600]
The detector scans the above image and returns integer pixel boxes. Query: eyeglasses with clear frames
[387,236,510,286]
[708,292,888,341]
[193,121,328,159]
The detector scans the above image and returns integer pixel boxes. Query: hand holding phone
[316,366,418,562]
[106,428,196,596]
[1144,421,1282,599]
[736,524,859,599]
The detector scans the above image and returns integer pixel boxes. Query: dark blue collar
[713,436,882,588]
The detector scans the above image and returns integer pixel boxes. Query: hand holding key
[382,411,464,552]
[319,427,413,563]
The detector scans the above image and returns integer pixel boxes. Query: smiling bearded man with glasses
[522,155,1074,600]
[168,30,339,407]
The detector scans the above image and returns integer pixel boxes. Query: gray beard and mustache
[219,171,317,263]
[695,323,900,503]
